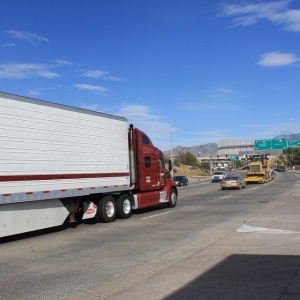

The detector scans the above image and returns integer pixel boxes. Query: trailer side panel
[0,92,130,204]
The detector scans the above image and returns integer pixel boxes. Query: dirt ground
[173,166,209,177]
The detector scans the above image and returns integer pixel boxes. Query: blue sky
[1,0,300,151]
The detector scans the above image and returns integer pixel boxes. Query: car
[217,167,226,171]
[173,175,189,186]
[221,176,246,190]
[211,171,226,182]
[278,165,286,172]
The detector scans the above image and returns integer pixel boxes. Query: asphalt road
[1,170,300,300]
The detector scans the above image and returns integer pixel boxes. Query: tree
[289,148,300,166]
[199,161,210,171]
[282,148,300,166]
[174,151,198,167]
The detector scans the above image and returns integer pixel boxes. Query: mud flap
[82,202,97,220]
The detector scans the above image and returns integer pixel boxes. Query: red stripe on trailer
[61,189,67,192]
[26,192,33,195]
[0,172,130,182]
[3,194,12,196]
[43,191,50,194]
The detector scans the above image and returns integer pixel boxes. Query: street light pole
[170,128,190,178]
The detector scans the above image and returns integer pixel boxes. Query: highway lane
[0,170,298,300]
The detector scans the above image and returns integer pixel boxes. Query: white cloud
[6,30,48,44]
[258,51,299,66]
[55,59,73,65]
[76,103,172,147]
[115,105,172,141]
[202,88,238,99]
[221,0,300,32]
[217,88,234,94]
[0,43,15,48]
[73,83,108,93]
[0,63,60,79]
[27,89,43,96]
[116,105,160,121]
[82,70,122,81]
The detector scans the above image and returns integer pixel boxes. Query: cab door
[136,131,161,192]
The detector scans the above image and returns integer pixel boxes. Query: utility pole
[170,128,190,178]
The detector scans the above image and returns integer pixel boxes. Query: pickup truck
[211,171,226,182]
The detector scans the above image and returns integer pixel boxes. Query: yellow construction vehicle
[244,154,273,183]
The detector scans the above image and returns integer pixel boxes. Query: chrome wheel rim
[123,199,131,214]
[106,201,115,217]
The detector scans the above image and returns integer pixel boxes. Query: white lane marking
[236,224,300,234]
[141,211,174,220]
[251,187,258,190]
[220,195,232,199]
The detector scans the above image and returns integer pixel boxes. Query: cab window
[144,156,151,168]
[142,135,150,144]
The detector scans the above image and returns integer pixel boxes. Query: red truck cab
[129,125,177,209]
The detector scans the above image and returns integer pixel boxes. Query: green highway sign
[229,157,239,161]
[255,139,287,150]
[272,139,288,150]
[288,140,300,148]
[255,139,272,150]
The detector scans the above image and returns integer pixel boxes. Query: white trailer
[0,92,131,237]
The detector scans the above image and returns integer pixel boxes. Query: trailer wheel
[167,188,177,208]
[116,194,132,219]
[97,196,116,223]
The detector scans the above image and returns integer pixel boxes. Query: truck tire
[97,195,116,223]
[167,188,177,208]
[116,194,132,219]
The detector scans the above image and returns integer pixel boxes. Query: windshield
[225,177,237,180]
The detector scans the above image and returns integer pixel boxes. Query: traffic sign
[272,139,288,150]
[229,157,239,161]
[255,139,272,150]
[288,140,300,148]
[255,139,287,150]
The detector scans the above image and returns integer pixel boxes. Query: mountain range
[163,133,300,157]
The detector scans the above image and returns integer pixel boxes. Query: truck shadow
[133,204,170,215]
[0,204,170,243]
[0,223,70,244]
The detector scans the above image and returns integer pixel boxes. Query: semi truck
[0,91,178,238]
[244,154,273,183]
